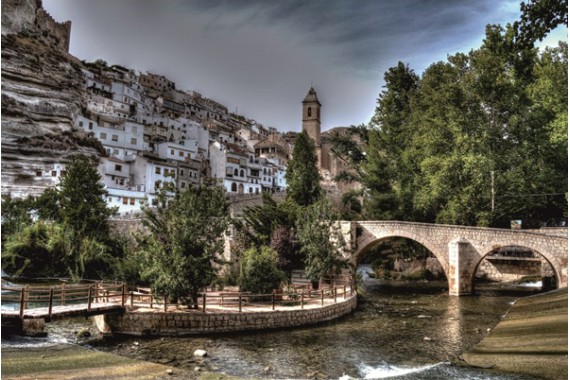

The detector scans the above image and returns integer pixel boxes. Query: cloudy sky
[43,0,567,132]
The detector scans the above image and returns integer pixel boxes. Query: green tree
[1,194,33,250]
[295,198,348,282]
[58,157,115,241]
[515,0,568,48]
[2,222,59,277]
[364,62,419,220]
[285,130,322,206]
[239,246,285,296]
[137,185,231,307]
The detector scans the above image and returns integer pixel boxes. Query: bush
[239,246,285,296]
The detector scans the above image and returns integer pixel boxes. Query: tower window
[307,107,312,117]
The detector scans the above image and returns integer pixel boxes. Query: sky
[43,0,567,133]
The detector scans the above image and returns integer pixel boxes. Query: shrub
[239,246,285,296]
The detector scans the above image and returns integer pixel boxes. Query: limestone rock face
[1,3,102,197]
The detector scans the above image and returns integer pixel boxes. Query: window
[123,197,128,205]
[131,138,137,145]
[234,168,239,176]
[88,122,93,130]
[79,121,84,127]
[36,171,42,177]
[112,135,119,142]
[240,169,245,177]
[180,169,185,176]
[115,164,122,172]
[249,188,253,193]
[154,181,161,190]
[113,149,119,155]
[100,132,107,140]
[179,151,184,157]
[181,182,186,188]
[155,167,161,174]
[307,107,312,117]
[130,197,135,205]
[231,183,237,192]
[170,149,175,155]
[51,171,57,177]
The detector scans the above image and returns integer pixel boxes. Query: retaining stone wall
[101,295,357,336]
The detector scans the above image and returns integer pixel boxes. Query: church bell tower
[302,86,321,148]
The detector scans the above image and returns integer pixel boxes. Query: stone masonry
[339,221,568,295]
[98,295,357,336]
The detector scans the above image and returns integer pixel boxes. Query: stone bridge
[338,221,568,295]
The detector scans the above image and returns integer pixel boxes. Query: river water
[2,267,543,379]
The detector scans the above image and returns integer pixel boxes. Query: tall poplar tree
[285,129,322,207]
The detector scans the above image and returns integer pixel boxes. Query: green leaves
[361,23,567,227]
[285,130,322,207]
[137,185,231,306]
[295,198,348,282]
[239,246,285,295]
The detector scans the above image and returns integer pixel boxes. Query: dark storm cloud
[42,0,554,132]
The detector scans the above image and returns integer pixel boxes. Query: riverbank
[460,288,568,380]
[1,343,244,380]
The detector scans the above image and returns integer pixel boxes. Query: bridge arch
[474,242,562,289]
[348,221,568,295]
[355,233,449,276]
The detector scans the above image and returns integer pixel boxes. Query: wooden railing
[1,282,127,319]
[128,284,356,313]
[2,281,356,318]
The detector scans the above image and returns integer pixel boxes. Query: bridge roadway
[338,221,568,295]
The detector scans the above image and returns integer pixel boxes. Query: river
[2,267,544,379]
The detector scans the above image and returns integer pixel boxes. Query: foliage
[361,24,567,227]
[1,157,123,281]
[1,195,33,250]
[3,222,59,277]
[239,246,285,295]
[240,193,302,274]
[295,198,349,282]
[285,130,322,207]
[58,157,116,240]
[515,0,568,48]
[269,225,303,274]
[137,185,231,307]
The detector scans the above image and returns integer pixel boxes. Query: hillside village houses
[70,63,292,214]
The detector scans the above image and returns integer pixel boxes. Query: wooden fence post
[23,286,29,310]
[272,290,275,311]
[321,289,324,306]
[130,291,134,307]
[19,289,25,319]
[238,293,242,313]
[121,284,126,307]
[334,287,337,303]
[343,285,347,299]
[164,296,168,312]
[150,292,153,309]
[48,288,54,320]
[61,283,66,306]
[301,292,304,309]
[88,286,93,312]
[202,293,206,313]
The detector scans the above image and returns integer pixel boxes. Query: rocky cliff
[1,0,102,197]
